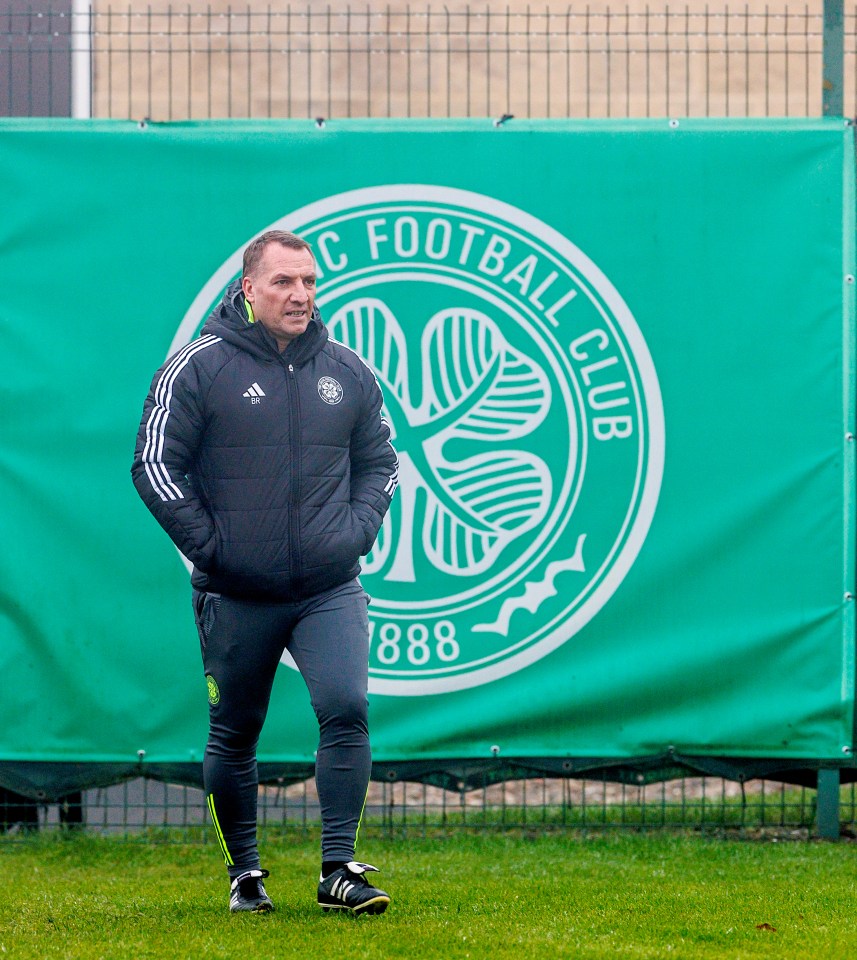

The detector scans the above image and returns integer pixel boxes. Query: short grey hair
[242,230,313,278]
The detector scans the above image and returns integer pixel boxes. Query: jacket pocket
[349,511,372,561]
[192,522,220,574]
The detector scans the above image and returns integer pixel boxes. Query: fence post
[816,768,841,838]
[823,0,845,116]
[71,0,92,119]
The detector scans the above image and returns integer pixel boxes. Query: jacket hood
[201,277,328,364]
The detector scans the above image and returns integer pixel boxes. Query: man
[131,230,398,916]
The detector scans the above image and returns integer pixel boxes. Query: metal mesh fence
[1,3,856,120]
[4,775,856,840]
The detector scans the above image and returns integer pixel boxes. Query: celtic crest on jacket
[176,186,665,695]
[317,376,343,404]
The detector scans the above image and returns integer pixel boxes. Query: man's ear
[241,275,254,302]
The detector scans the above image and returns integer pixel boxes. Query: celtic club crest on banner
[175,186,665,695]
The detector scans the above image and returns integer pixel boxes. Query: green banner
[0,118,853,779]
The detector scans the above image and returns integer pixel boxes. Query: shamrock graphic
[329,298,553,582]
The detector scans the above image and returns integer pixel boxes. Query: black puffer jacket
[132,280,398,601]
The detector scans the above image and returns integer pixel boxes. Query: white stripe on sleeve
[141,335,221,502]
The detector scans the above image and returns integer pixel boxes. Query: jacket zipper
[285,362,303,589]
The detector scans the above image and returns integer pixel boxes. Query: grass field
[1,831,855,959]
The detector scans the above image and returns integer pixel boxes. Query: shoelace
[234,868,270,898]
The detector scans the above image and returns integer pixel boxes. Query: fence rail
[2,3,855,120]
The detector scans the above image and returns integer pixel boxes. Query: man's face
[241,243,317,350]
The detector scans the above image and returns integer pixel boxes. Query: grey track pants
[192,578,371,872]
